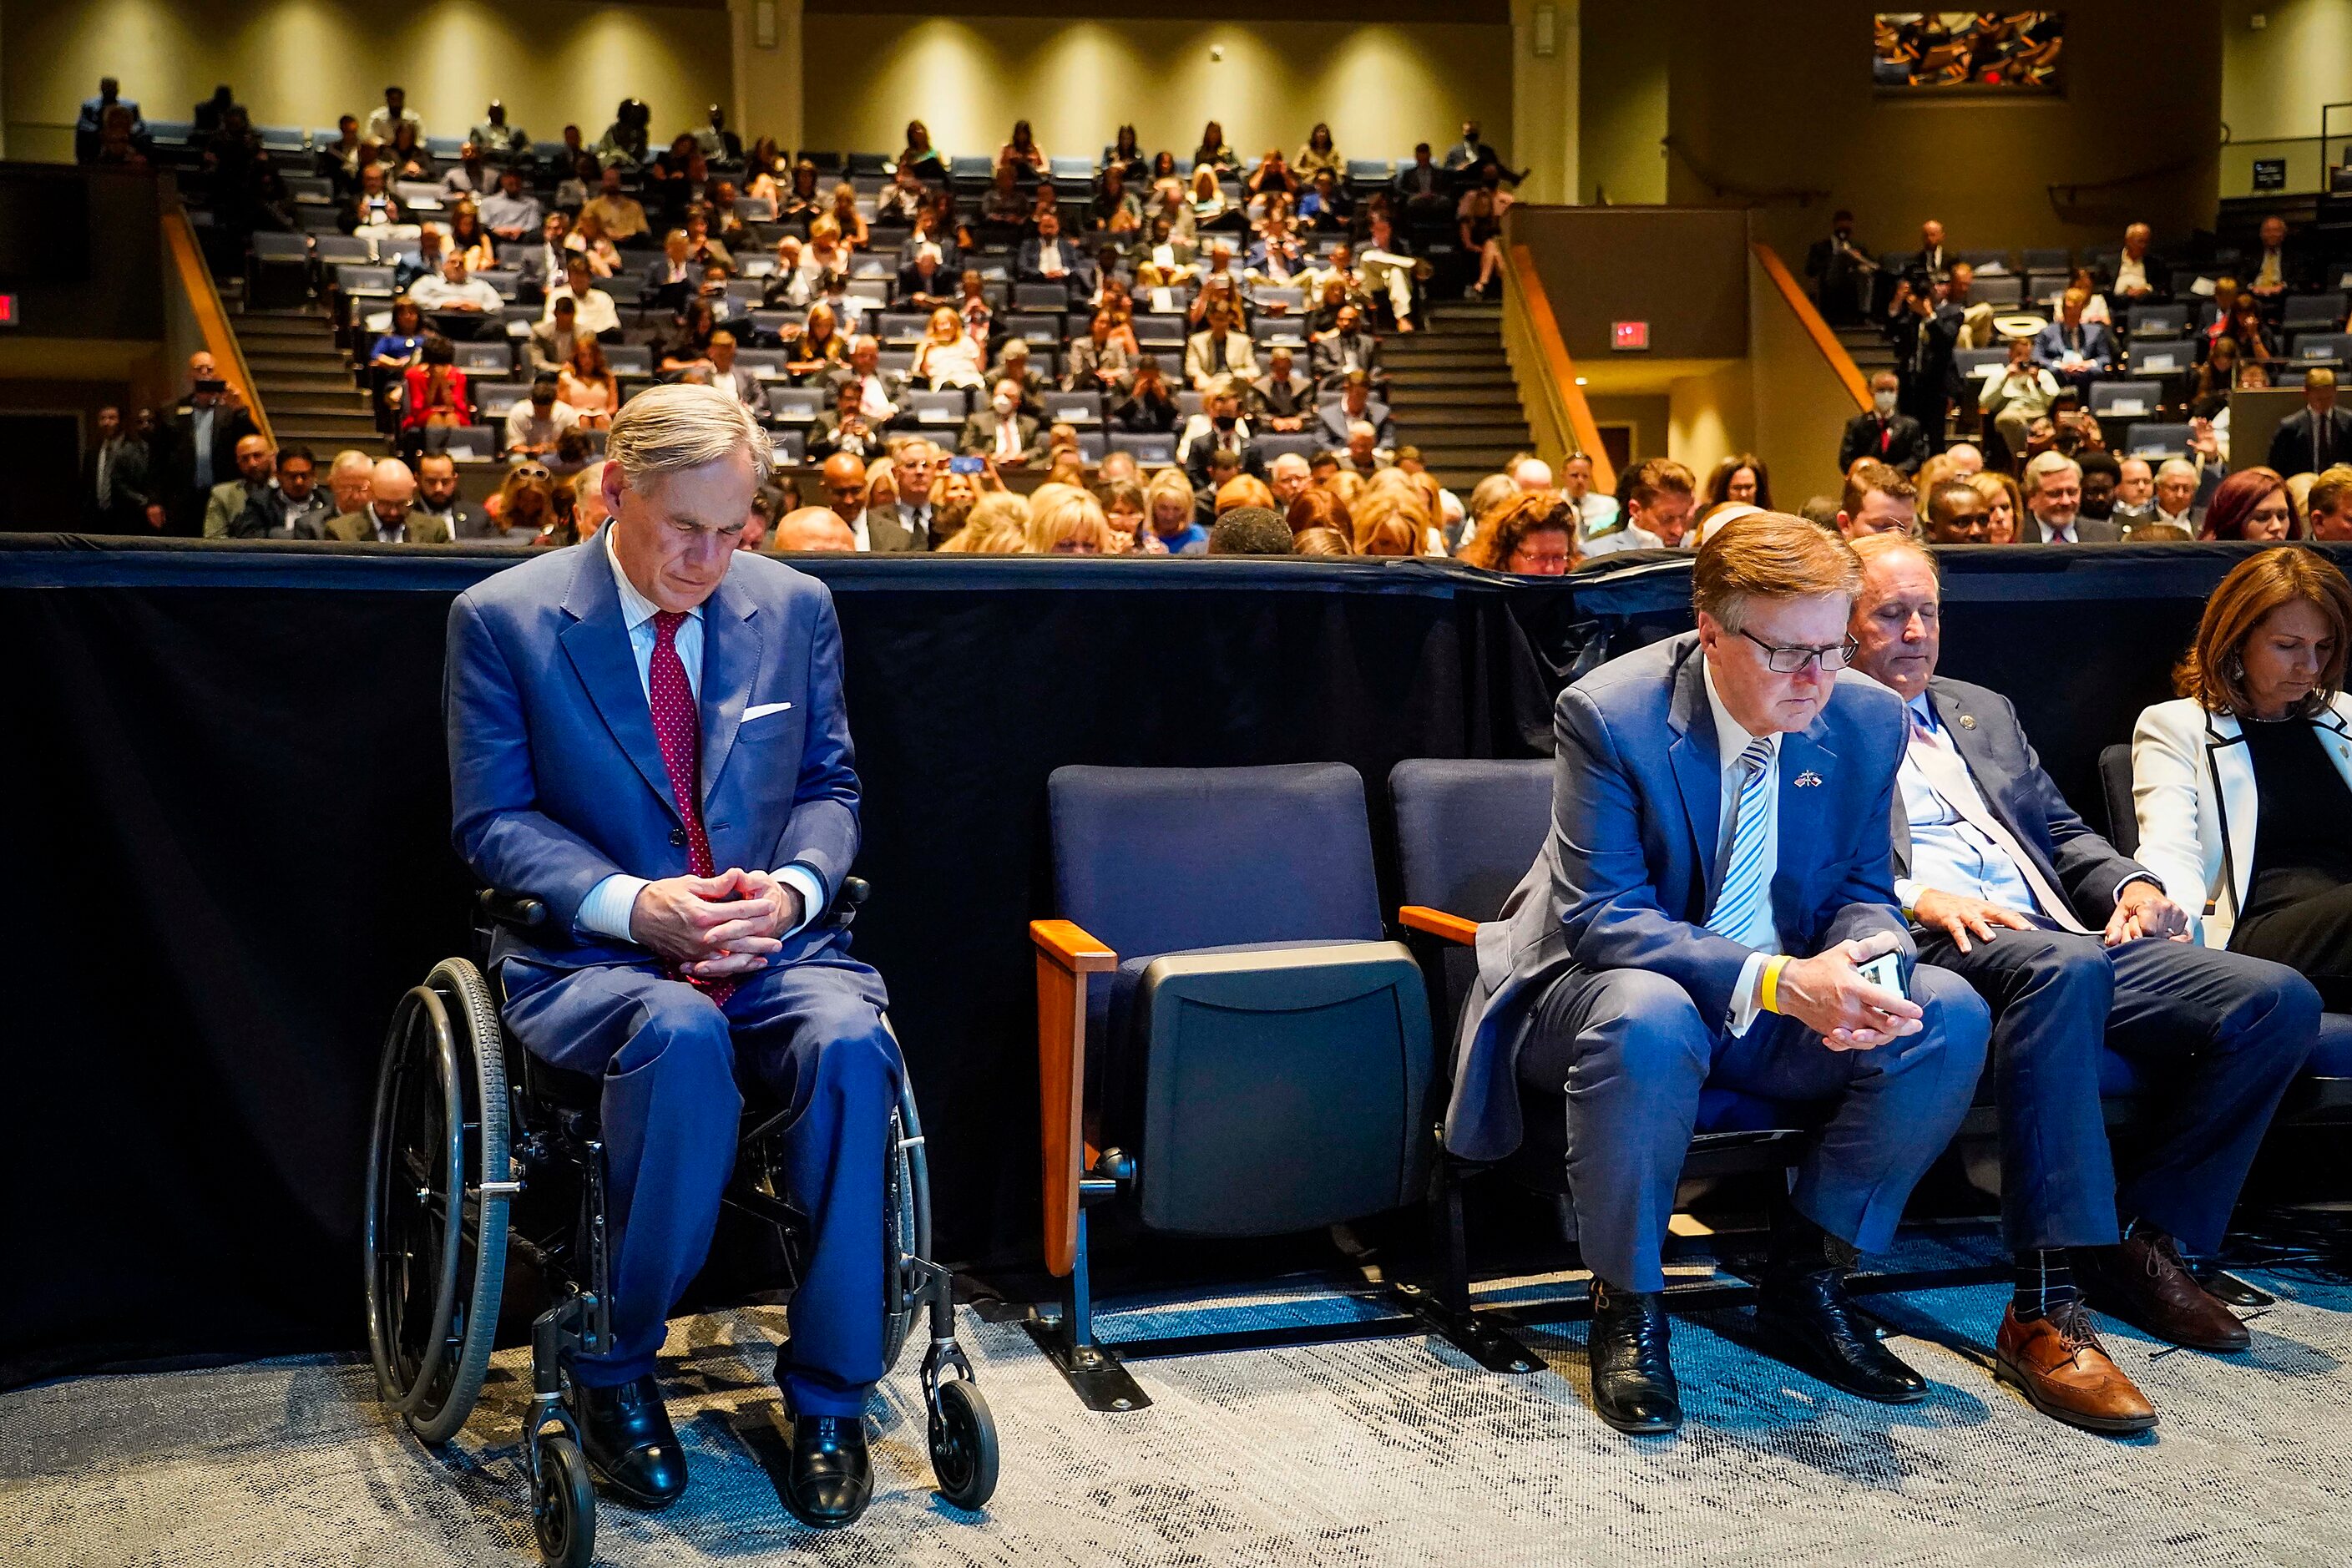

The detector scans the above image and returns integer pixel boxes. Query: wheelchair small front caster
[532,1431,596,1568]
[927,1378,999,1511]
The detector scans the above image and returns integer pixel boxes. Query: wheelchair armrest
[828,875,871,928]
[478,888,550,931]
[1399,905,1479,945]
[1031,919,1116,1277]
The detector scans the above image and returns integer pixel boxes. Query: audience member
[2035,290,2117,392]
[505,376,582,459]
[1461,493,1575,574]
[228,443,332,539]
[817,450,923,551]
[1980,335,2060,468]
[2136,547,2352,999]
[399,336,474,448]
[1886,268,1965,448]
[2201,467,2302,542]
[1583,458,1696,556]
[1805,209,1875,326]
[414,451,488,539]
[959,378,1044,465]
[2076,450,2122,522]
[1839,371,1930,475]
[161,352,259,535]
[1846,534,2310,1430]
[2308,467,2352,543]
[2096,223,2171,305]
[1838,461,1918,539]
[409,252,503,314]
[559,335,619,427]
[1317,371,1393,453]
[1115,356,1181,433]
[327,457,448,542]
[199,432,275,541]
[2267,367,2351,479]
[1920,477,1990,544]
[769,506,859,552]
[80,405,155,534]
[1206,506,1293,556]
[1025,485,1110,554]
[1704,455,1773,512]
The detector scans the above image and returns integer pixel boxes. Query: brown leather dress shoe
[1994,1303,2158,1435]
[2077,1232,2252,1353]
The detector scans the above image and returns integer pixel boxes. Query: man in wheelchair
[444,382,895,1527]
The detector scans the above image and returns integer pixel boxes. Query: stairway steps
[257,371,368,394]
[271,414,385,440]
[246,352,351,376]
[266,391,376,416]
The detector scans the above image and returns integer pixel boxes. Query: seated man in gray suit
[1845,534,2316,1434]
[1444,512,1990,1435]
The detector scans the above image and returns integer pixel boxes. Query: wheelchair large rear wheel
[880,1100,919,1369]
[363,957,513,1444]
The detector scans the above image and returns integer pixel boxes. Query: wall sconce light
[754,0,777,49]
[1533,4,1557,58]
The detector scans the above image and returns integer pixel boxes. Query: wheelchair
[362,878,998,1567]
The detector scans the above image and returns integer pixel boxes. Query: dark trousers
[1917,924,2318,1256]
[2233,885,2352,1011]
[1519,964,1990,1293]
[500,935,898,1418]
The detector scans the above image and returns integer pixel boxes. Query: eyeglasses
[1740,627,1859,673]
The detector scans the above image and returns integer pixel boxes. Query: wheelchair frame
[363,878,996,1566]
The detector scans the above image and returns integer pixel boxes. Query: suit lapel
[1934,680,2062,884]
[1666,645,1722,916]
[1772,725,1834,938]
[696,571,764,810]
[2203,709,2257,920]
[559,544,680,822]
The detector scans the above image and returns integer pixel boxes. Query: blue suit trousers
[1520,964,1991,1293]
[1916,924,2318,1256]
[499,933,898,1418]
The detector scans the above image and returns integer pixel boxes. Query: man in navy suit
[1845,534,2316,1434]
[1444,513,1990,1435]
[445,383,892,1527]
[2032,288,2116,394]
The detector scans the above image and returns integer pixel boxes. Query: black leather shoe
[1586,1279,1682,1435]
[567,1373,688,1510]
[1756,1268,1927,1404]
[784,1414,873,1529]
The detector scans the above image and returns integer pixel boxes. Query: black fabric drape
[0,535,2321,1385]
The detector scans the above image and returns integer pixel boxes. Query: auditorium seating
[1028,763,1437,1404]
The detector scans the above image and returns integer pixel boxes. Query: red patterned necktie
[648,609,736,1004]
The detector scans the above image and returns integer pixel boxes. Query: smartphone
[1858,950,1906,999]
[192,377,230,395]
[949,455,985,475]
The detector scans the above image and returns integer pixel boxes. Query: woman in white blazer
[2133,547,2352,1001]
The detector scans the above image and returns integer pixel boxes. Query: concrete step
[271,412,384,440]
[245,353,351,377]
[255,370,367,394]
[1387,388,1527,409]
[264,390,376,416]
[1392,406,1531,428]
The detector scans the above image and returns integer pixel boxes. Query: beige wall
[2221,0,2352,144]
[2,0,731,161]
[799,17,1508,165]
[1667,0,2223,255]
[1576,1,1666,205]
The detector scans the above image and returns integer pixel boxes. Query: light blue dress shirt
[1894,694,2044,918]
[574,529,826,943]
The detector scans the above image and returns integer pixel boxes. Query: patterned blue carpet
[5,1232,2351,1566]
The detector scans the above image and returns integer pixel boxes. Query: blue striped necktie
[1706,737,1777,945]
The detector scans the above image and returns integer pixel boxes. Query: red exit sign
[0,294,17,327]
[1611,320,1649,351]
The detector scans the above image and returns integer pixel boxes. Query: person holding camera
[1845,533,2317,1435]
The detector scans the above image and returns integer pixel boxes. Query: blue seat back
[1049,764,1383,963]
[1389,758,1552,922]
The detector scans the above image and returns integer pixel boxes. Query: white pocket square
[743,701,794,721]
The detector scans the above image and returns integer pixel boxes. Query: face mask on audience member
[1874,388,1899,417]
[1214,412,1236,432]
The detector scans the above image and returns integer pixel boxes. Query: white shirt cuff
[576,873,649,942]
[776,863,826,938]
[1727,950,1769,1038]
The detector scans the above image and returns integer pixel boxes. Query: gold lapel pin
[1958,715,1977,730]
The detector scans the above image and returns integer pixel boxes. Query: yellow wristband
[1760,955,1790,1014]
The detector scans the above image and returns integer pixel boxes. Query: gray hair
[2022,449,2080,498]
[2156,458,2199,483]
[605,382,773,488]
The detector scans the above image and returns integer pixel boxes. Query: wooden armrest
[1031,918,1116,1276]
[1399,905,1479,946]
[1031,918,1117,974]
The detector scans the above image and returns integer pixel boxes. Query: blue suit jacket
[1443,634,1913,1160]
[445,540,860,971]
[2032,320,2116,373]
[1892,675,2149,923]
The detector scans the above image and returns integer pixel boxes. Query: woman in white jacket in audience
[2134,546,2352,1002]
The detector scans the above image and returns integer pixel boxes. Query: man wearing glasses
[1443,511,1990,1437]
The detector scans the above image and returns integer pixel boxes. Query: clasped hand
[628,867,804,979]
[1778,933,1924,1052]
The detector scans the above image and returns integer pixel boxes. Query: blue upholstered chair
[1029,763,1435,1406]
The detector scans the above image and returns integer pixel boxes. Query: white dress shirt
[544,285,620,336]
[845,508,874,552]
[1702,660,1780,1036]
[574,527,825,943]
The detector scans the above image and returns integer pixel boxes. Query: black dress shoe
[1586,1280,1682,1435]
[567,1373,688,1510]
[1756,1268,1927,1404]
[784,1414,873,1529]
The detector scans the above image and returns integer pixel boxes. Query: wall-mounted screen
[1873,13,2064,92]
